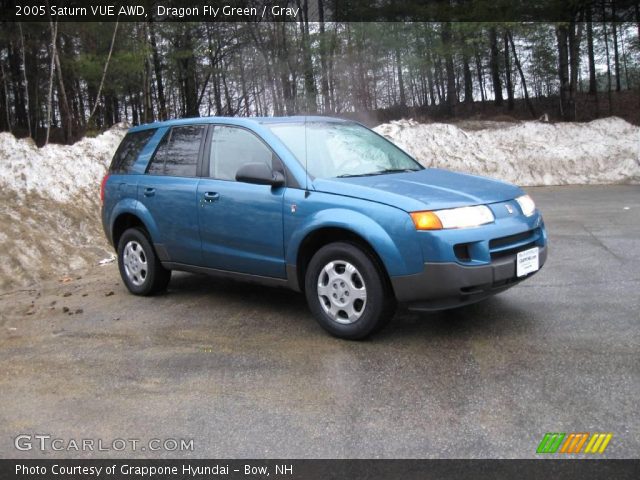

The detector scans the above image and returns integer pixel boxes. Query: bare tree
[17,23,31,138]
[489,26,503,106]
[507,30,535,117]
[87,21,119,125]
[44,20,58,146]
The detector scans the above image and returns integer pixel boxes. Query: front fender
[286,207,422,277]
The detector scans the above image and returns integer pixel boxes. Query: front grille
[489,228,539,260]
[489,230,533,249]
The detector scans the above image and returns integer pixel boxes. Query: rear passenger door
[197,125,286,278]
[104,128,156,221]
[138,125,205,265]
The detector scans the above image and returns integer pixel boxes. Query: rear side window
[109,129,156,173]
[147,125,205,177]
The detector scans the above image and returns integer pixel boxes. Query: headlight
[516,194,536,217]
[411,205,495,230]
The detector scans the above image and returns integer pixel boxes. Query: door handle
[143,187,155,197]
[203,192,220,203]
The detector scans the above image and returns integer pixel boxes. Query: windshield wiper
[337,168,419,178]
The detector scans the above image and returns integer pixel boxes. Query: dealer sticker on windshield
[517,247,539,277]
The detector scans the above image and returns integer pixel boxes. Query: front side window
[209,126,273,181]
[147,125,205,177]
[266,122,422,179]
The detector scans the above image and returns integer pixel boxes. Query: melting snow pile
[0,117,638,290]
[0,125,127,202]
[374,117,640,186]
[0,126,126,290]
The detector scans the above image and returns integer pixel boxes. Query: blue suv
[102,117,547,339]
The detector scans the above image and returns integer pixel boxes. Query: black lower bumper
[391,245,547,311]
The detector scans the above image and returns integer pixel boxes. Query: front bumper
[391,244,547,311]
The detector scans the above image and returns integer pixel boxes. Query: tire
[304,242,396,340]
[117,227,171,296]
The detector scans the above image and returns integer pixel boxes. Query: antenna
[304,115,309,194]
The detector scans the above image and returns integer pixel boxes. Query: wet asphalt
[0,185,638,458]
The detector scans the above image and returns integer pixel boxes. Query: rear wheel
[305,242,396,339]
[117,227,171,295]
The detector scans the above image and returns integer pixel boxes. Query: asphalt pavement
[1,185,638,458]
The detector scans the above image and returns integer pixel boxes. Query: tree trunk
[395,43,406,106]
[149,20,167,120]
[462,50,473,104]
[237,54,250,116]
[0,55,11,132]
[556,24,572,120]
[8,40,28,133]
[426,59,436,106]
[327,24,338,112]
[508,30,535,117]
[475,50,486,102]
[52,29,73,142]
[213,71,222,115]
[44,21,58,146]
[181,32,199,117]
[104,92,114,126]
[441,22,456,114]
[17,23,31,138]
[489,26,503,106]
[318,0,331,113]
[568,18,583,120]
[297,0,317,113]
[433,53,444,105]
[611,3,621,92]
[75,78,85,126]
[620,26,630,90]
[87,21,119,125]
[140,24,153,123]
[504,32,514,111]
[586,7,598,95]
[602,7,613,114]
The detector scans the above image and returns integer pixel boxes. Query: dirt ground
[1,185,638,458]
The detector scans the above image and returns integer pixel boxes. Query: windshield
[266,121,422,179]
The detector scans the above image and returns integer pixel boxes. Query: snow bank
[374,117,640,186]
[0,126,126,290]
[0,125,127,202]
[0,117,638,290]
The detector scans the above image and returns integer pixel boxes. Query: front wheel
[305,242,396,340]
[117,227,171,295]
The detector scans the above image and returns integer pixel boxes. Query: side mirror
[235,162,285,187]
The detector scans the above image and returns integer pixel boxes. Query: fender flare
[286,208,419,277]
[109,199,161,244]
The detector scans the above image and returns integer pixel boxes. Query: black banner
[1,0,639,22]
[3,459,640,480]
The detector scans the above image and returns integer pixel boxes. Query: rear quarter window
[109,129,156,174]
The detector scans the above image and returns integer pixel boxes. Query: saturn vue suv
[101,116,547,339]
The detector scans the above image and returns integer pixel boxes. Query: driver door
[197,125,287,278]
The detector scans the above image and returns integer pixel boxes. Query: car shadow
[157,271,532,341]
[160,270,308,308]
[380,296,533,341]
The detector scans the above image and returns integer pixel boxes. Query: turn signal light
[410,211,443,230]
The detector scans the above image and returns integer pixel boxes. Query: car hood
[312,168,523,211]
